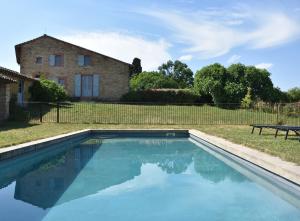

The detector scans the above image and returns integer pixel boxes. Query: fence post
[276,103,279,124]
[56,102,60,123]
[39,103,43,123]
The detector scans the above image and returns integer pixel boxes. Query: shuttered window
[78,55,91,66]
[93,74,100,97]
[74,74,81,97]
[49,54,64,66]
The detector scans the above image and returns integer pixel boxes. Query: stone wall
[0,83,10,121]
[18,36,130,100]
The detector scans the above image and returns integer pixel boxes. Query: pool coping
[0,128,299,185]
[189,129,300,186]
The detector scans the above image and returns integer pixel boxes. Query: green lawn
[0,122,299,164]
[23,102,299,125]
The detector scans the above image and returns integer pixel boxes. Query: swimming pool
[0,131,299,221]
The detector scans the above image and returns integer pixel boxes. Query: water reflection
[0,138,249,211]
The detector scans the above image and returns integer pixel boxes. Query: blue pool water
[0,134,299,221]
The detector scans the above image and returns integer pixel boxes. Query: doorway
[81,75,93,97]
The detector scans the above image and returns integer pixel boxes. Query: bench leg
[275,129,278,138]
[259,128,262,135]
[251,127,255,134]
[285,130,289,140]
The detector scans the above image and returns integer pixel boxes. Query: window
[55,55,63,66]
[78,55,91,66]
[36,57,42,64]
[49,54,64,66]
[58,78,65,87]
[84,55,91,66]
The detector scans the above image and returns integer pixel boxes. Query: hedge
[121,89,211,103]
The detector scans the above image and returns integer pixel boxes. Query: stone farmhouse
[15,34,131,100]
[0,34,134,121]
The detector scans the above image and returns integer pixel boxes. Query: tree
[269,87,290,103]
[227,63,246,84]
[194,63,228,104]
[244,66,273,101]
[130,71,179,91]
[226,63,248,103]
[130,57,142,77]
[158,60,194,88]
[194,63,277,105]
[287,87,300,102]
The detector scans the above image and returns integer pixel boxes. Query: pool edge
[189,129,300,186]
[0,128,299,185]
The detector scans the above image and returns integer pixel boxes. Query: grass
[24,102,299,125]
[0,122,299,164]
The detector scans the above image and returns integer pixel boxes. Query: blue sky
[1,0,300,91]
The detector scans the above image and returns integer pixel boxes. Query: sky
[0,0,300,91]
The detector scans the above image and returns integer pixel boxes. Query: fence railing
[10,102,300,125]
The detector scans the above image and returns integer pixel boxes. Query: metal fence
[10,102,300,125]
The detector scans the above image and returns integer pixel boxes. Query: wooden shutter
[74,74,81,97]
[49,55,55,66]
[93,74,100,97]
[78,55,84,66]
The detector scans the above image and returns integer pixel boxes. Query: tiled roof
[0,73,17,83]
[0,66,36,81]
[15,34,132,66]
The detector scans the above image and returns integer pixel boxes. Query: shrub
[287,87,300,102]
[241,87,253,109]
[130,71,179,91]
[121,89,199,103]
[29,79,68,102]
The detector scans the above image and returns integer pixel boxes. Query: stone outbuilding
[0,66,35,121]
[0,73,16,121]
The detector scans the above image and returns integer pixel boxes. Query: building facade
[15,35,131,100]
[0,66,35,121]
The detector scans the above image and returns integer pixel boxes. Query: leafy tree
[130,71,179,91]
[158,60,194,88]
[194,63,278,105]
[244,66,273,101]
[130,57,142,77]
[287,87,300,102]
[194,63,228,104]
[224,82,246,104]
[269,87,290,103]
[226,63,248,102]
[227,63,246,84]
[29,78,67,102]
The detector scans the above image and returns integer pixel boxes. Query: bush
[130,71,179,91]
[29,79,68,102]
[121,89,200,103]
[241,87,253,108]
[287,87,300,102]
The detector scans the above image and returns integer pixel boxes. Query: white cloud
[178,54,193,61]
[59,31,172,70]
[227,54,241,64]
[249,13,300,49]
[143,8,300,59]
[255,62,273,70]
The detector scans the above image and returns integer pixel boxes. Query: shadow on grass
[257,133,299,141]
[0,121,40,132]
